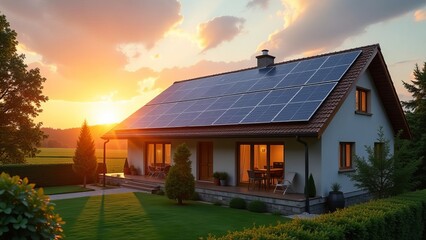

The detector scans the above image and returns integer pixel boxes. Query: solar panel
[213,107,253,125]
[125,49,361,129]
[191,110,226,126]
[240,104,285,123]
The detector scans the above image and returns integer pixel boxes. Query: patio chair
[273,172,296,195]
[247,170,266,190]
[147,165,158,177]
[158,164,171,178]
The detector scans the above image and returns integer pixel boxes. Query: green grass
[26,148,127,173]
[53,192,288,240]
[42,185,94,195]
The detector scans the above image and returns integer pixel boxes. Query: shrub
[247,200,267,213]
[305,173,316,197]
[191,191,200,201]
[165,143,195,205]
[0,163,98,187]
[208,190,426,240]
[0,172,64,239]
[229,197,246,209]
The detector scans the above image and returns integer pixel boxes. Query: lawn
[53,192,288,239]
[42,185,94,195]
[26,148,127,173]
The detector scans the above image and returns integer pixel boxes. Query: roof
[103,44,411,140]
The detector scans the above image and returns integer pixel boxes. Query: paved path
[49,186,143,200]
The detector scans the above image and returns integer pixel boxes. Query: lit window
[147,143,171,166]
[339,142,354,170]
[355,88,369,113]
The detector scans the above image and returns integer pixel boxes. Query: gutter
[103,139,110,187]
[296,136,310,213]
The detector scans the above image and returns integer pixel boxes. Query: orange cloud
[197,16,245,51]
[414,10,426,21]
[1,0,182,101]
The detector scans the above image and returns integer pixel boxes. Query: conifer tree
[72,120,97,187]
[402,62,426,189]
[350,128,419,198]
[165,143,195,205]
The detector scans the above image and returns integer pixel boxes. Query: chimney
[256,49,275,68]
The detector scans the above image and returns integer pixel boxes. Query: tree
[350,128,419,199]
[402,62,426,189]
[0,14,48,164]
[72,120,97,187]
[165,143,195,205]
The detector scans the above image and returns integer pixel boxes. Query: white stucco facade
[320,70,395,196]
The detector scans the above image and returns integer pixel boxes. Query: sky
[1,0,426,129]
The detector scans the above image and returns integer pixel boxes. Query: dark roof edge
[317,45,379,137]
[371,46,412,139]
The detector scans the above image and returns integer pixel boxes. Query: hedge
[207,190,426,240]
[0,163,105,187]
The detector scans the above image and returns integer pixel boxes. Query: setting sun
[93,110,119,125]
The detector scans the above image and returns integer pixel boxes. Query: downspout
[103,139,110,188]
[296,136,310,213]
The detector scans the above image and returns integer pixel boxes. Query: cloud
[414,9,426,21]
[247,0,270,9]
[0,0,182,100]
[259,0,426,59]
[197,16,245,51]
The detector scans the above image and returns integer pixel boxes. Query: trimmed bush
[208,190,426,240]
[247,200,267,213]
[0,163,103,187]
[229,197,246,209]
[0,172,64,239]
[191,191,200,201]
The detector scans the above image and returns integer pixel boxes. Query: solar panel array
[127,50,362,129]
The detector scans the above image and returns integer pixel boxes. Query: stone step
[121,180,161,194]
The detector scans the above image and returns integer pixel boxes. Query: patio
[102,173,326,215]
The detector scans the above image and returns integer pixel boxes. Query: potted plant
[123,158,130,175]
[213,172,221,186]
[129,165,138,175]
[328,182,345,212]
[219,172,228,186]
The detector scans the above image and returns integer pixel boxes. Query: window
[355,88,369,113]
[238,143,284,183]
[146,143,171,167]
[339,142,354,170]
[374,142,384,160]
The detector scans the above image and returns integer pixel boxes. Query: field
[26,148,127,173]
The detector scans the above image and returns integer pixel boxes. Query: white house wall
[126,137,322,194]
[127,139,145,174]
[321,70,395,197]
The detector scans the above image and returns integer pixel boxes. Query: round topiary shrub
[229,197,246,209]
[247,200,267,213]
[0,172,64,239]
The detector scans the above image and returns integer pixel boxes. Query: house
[102,44,410,202]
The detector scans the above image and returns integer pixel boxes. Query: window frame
[355,87,370,114]
[339,142,354,171]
